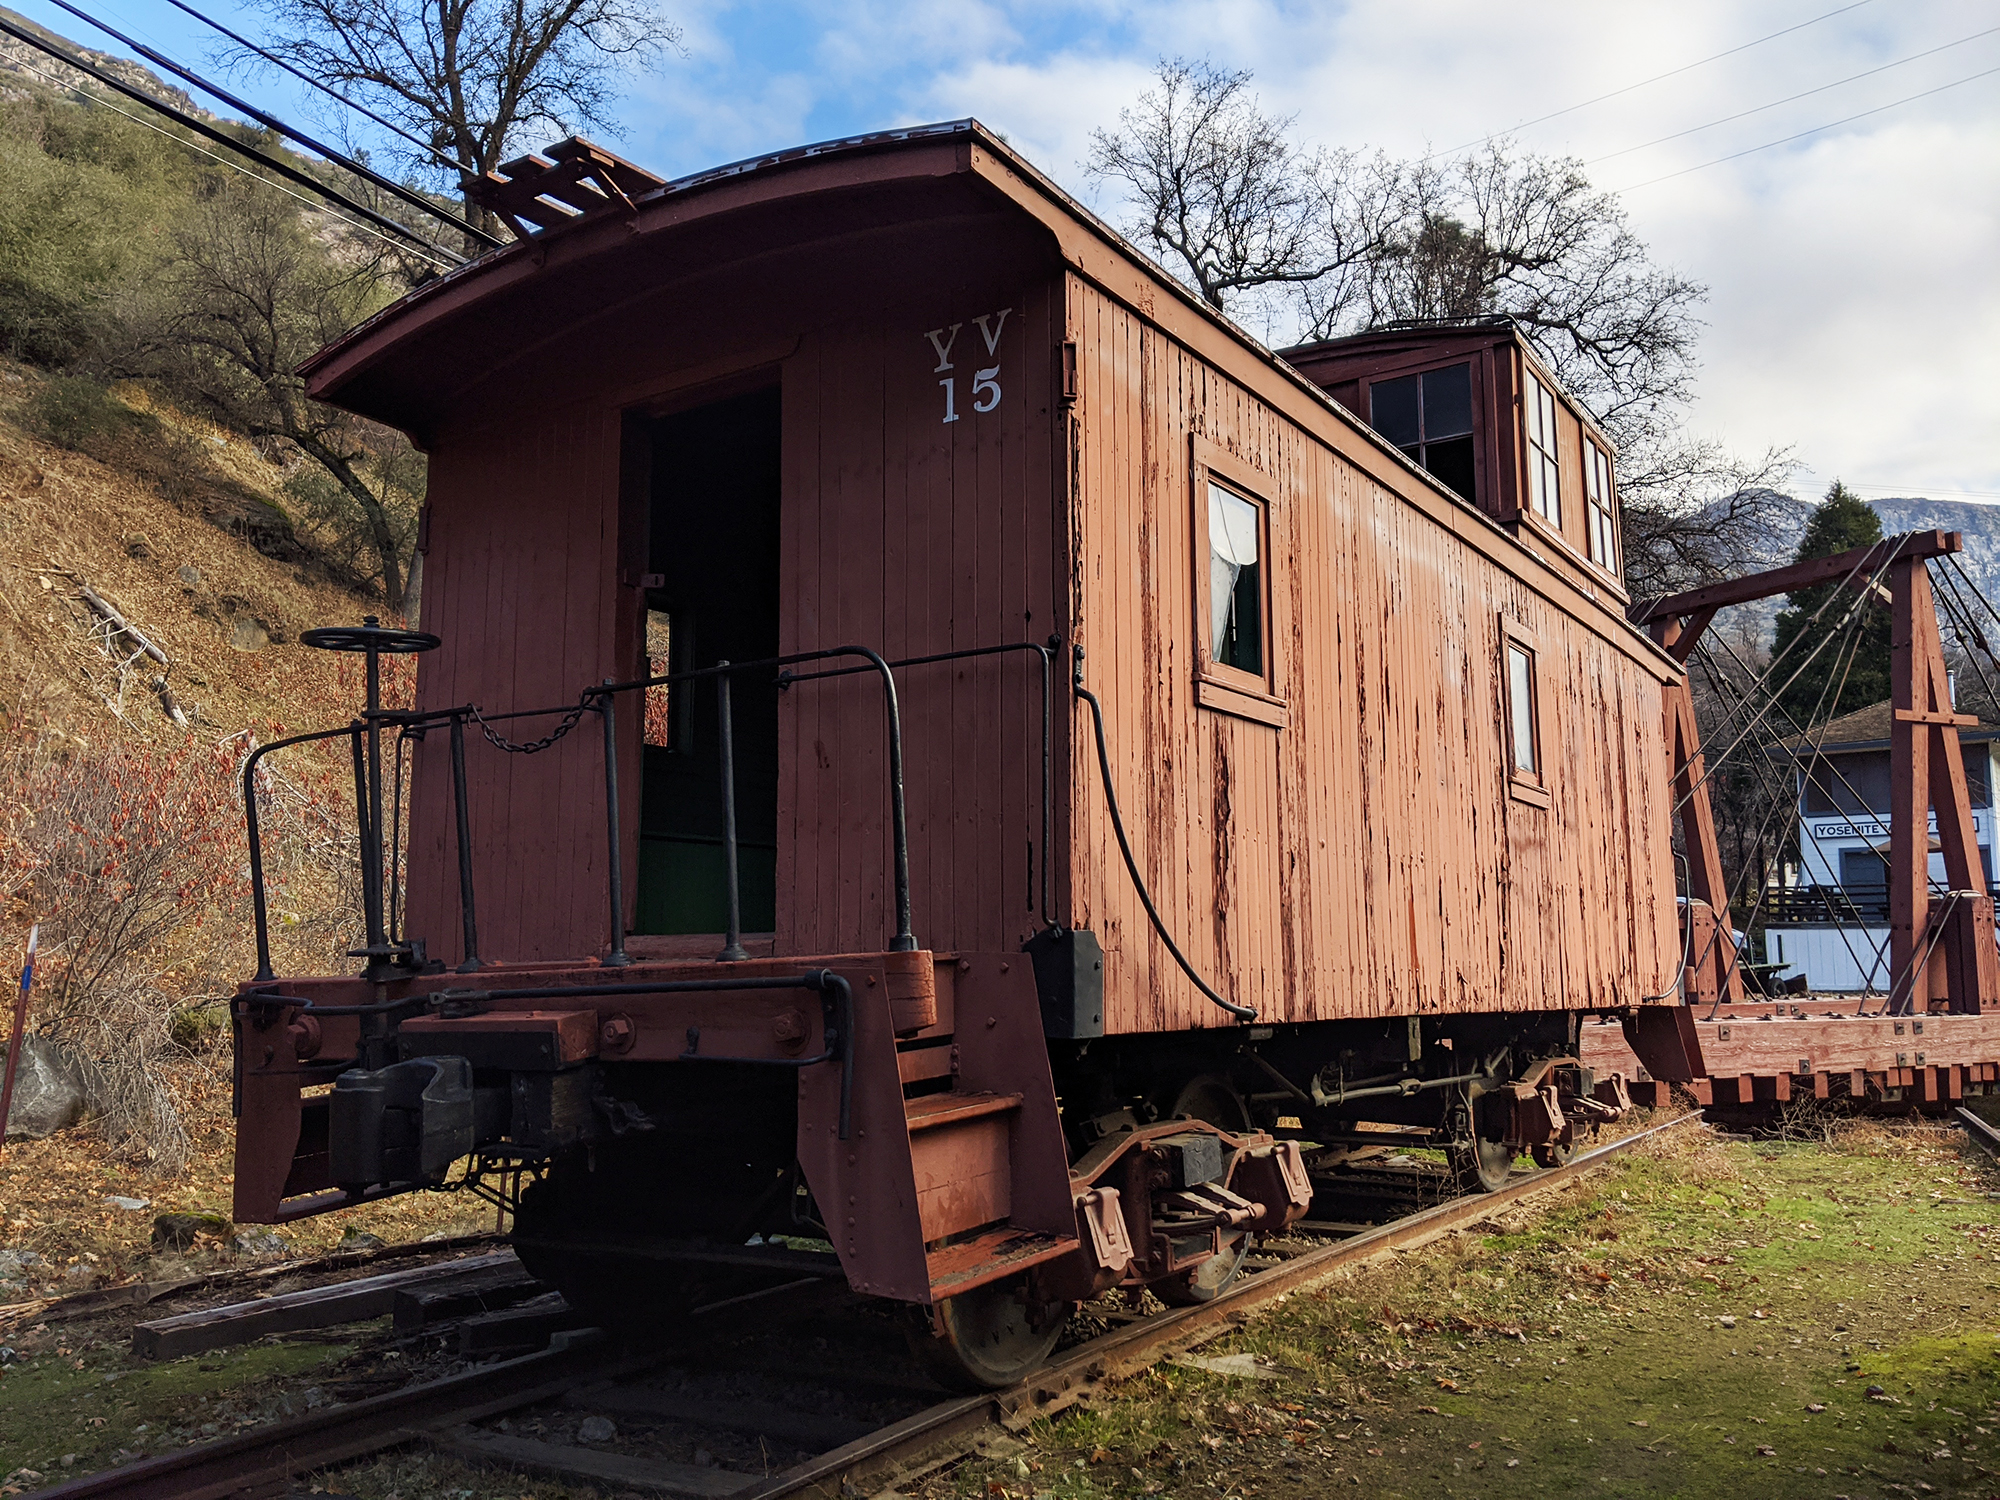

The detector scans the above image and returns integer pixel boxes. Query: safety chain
[467,693,596,755]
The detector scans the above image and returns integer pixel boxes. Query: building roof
[1776,697,2000,756]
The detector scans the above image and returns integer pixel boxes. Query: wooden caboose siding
[775,272,1065,958]
[401,408,624,965]
[1064,276,1679,1036]
[396,210,1068,966]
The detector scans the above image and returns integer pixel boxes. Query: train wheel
[1531,1141,1573,1169]
[1450,1138,1514,1193]
[1170,1074,1251,1132]
[1154,1233,1250,1305]
[908,1276,1068,1391]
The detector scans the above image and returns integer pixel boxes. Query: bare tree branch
[241,0,679,235]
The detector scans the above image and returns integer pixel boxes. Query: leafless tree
[1616,439,1799,600]
[1349,144,1706,446]
[129,185,423,613]
[246,0,678,231]
[1091,59,1747,593]
[1085,60,1399,315]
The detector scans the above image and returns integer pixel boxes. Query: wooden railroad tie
[130,1251,527,1360]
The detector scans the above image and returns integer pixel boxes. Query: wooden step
[903,1090,1022,1132]
[926,1225,1076,1298]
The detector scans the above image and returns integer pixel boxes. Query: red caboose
[233,123,1682,1387]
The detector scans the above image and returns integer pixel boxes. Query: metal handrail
[240,638,1059,984]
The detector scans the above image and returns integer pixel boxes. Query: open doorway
[635,387,781,935]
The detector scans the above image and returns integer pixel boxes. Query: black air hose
[1073,649,1257,1023]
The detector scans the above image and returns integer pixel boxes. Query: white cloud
[607,0,2000,496]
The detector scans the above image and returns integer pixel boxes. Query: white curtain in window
[1208,483,1259,659]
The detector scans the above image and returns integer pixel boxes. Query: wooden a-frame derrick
[1631,529,1995,1016]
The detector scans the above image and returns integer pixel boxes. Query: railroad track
[34,1113,1699,1500]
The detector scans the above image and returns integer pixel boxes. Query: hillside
[0,363,388,737]
[1673,489,2000,659]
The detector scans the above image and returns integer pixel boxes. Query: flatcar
[231,122,1685,1389]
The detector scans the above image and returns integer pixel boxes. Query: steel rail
[30,1333,652,1500]
[736,1110,1704,1500]
[1957,1105,2000,1158]
[37,1112,1699,1500]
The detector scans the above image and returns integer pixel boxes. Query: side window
[1191,437,1286,727]
[1208,481,1264,676]
[1507,642,1538,776]
[1367,362,1475,503]
[1524,372,1560,526]
[643,608,673,748]
[1585,438,1618,574]
[642,605,691,753]
[1501,619,1549,807]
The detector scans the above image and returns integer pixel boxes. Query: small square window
[1507,641,1539,778]
[1367,362,1476,504]
[1525,372,1560,527]
[1585,438,1617,573]
[1208,481,1264,676]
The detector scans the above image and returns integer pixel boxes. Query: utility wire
[1695,625,1890,1003]
[0,49,454,268]
[1614,62,2000,191]
[1437,0,1878,157]
[157,0,475,176]
[1671,544,1899,813]
[0,12,465,262]
[1661,539,1896,787]
[41,0,498,247]
[1585,24,2000,165]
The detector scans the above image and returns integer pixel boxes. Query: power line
[0,48,454,268]
[156,0,474,177]
[1585,24,2000,165]
[40,0,498,247]
[1436,0,1879,158]
[0,11,464,262]
[1613,62,2000,190]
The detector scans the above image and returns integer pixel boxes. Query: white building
[1764,700,2000,992]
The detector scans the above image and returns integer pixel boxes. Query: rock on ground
[1,1036,84,1139]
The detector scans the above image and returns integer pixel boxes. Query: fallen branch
[73,581,168,666]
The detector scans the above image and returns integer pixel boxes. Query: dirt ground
[3,1117,1997,1498]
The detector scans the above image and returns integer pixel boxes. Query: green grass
[943,1122,2000,1500]
[0,1331,357,1484]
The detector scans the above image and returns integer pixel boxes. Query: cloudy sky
[22,0,2000,503]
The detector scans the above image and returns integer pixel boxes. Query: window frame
[1584,436,1619,575]
[1364,360,1478,504]
[1524,370,1561,528]
[1192,436,1287,729]
[1500,617,1551,809]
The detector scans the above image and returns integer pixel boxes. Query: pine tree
[1770,482,1892,727]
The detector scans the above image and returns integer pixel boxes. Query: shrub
[0,730,249,1165]
[26,372,135,451]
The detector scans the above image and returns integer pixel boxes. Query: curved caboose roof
[304,118,1675,672]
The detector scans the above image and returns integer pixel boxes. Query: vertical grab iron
[600,681,631,967]
[715,665,748,962]
[450,712,482,972]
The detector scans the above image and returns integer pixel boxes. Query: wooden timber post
[1887,556,1996,1014]
[1650,611,1744,1006]
[1632,529,1996,1014]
